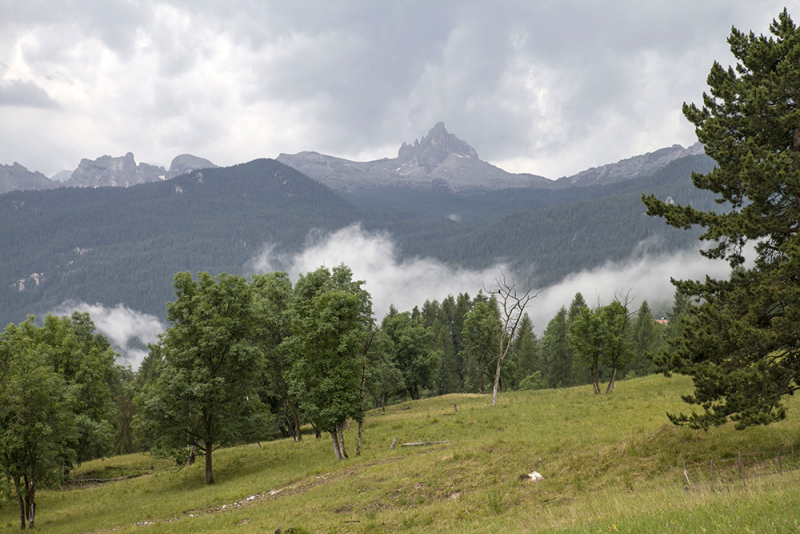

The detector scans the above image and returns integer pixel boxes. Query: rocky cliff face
[558,143,705,187]
[66,152,167,188]
[166,154,217,179]
[277,122,550,191]
[0,162,59,194]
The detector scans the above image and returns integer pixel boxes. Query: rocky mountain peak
[167,154,217,179]
[67,153,166,188]
[398,122,479,171]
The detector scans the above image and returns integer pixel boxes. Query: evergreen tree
[628,300,660,377]
[643,10,800,428]
[511,313,540,389]
[541,307,570,388]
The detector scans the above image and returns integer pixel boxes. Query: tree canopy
[643,9,800,429]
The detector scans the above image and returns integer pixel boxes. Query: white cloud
[248,224,507,319]
[248,224,734,332]
[48,301,164,370]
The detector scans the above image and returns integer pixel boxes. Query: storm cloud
[0,1,792,178]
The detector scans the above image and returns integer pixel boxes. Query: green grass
[3,374,800,532]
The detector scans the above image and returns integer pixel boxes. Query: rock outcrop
[66,152,166,188]
[166,154,217,179]
[0,162,58,194]
[558,143,705,187]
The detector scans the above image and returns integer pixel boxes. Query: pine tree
[643,10,800,428]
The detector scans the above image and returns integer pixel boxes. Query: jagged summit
[66,153,167,188]
[397,122,479,171]
[0,162,58,194]
[277,122,549,191]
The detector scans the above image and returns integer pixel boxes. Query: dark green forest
[0,154,717,327]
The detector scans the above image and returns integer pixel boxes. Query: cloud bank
[249,224,733,331]
[49,302,164,370]
[0,1,789,178]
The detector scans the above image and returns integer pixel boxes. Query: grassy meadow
[3,374,800,533]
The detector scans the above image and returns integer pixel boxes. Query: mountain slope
[277,122,551,191]
[0,162,59,194]
[0,159,361,325]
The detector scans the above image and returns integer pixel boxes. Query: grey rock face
[50,170,74,183]
[558,143,705,187]
[278,122,551,191]
[166,154,217,179]
[0,162,58,194]
[66,152,167,188]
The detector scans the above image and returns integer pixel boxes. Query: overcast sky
[0,1,794,179]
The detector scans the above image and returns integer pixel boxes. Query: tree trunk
[331,431,342,460]
[381,391,386,412]
[491,354,505,406]
[605,367,617,394]
[204,442,214,484]
[356,421,363,456]
[478,360,485,393]
[12,474,24,530]
[592,367,600,395]
[338,423,348,459]
[25,486,34,529]
[186,444,196,465]
[289,400,302,442]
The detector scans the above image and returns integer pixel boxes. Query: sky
[0,1,795,179]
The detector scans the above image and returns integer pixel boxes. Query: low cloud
[49,302,164,370]
[248,224,734,331]
[527,248,733,330]
[247,224,507,318]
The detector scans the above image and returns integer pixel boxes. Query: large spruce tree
[643,9,800,429]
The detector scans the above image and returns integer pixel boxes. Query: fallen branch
[401,440,449,447]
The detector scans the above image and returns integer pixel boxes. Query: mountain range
[1,122,701,194]
[0,123,717,328]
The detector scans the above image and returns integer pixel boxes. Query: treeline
[1,261,696,526]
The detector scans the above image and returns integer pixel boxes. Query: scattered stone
[525,471,544,482]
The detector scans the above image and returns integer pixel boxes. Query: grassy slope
[4,375,800,533]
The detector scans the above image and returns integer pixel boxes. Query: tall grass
[2,374,798,532]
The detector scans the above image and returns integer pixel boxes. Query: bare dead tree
[487,270,548,406]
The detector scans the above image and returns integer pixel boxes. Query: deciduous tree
[140,272,268,484]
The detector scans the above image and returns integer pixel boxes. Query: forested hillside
[0,159,361,325]
[0,154,717,326]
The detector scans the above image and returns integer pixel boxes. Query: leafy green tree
[0,320,75,529]
[461,299,500,393]
[598,300,634,393]
[363,329,404,411]
[250,272,301,441]
[643,10,800,428]
[0,316,117,528]
[284,265,372,460]
[39,312,119,465]
[140,272,268,484]
[568,307,606,395]
[381,308,440,400]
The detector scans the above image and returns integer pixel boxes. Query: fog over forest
[51,224,734,370]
